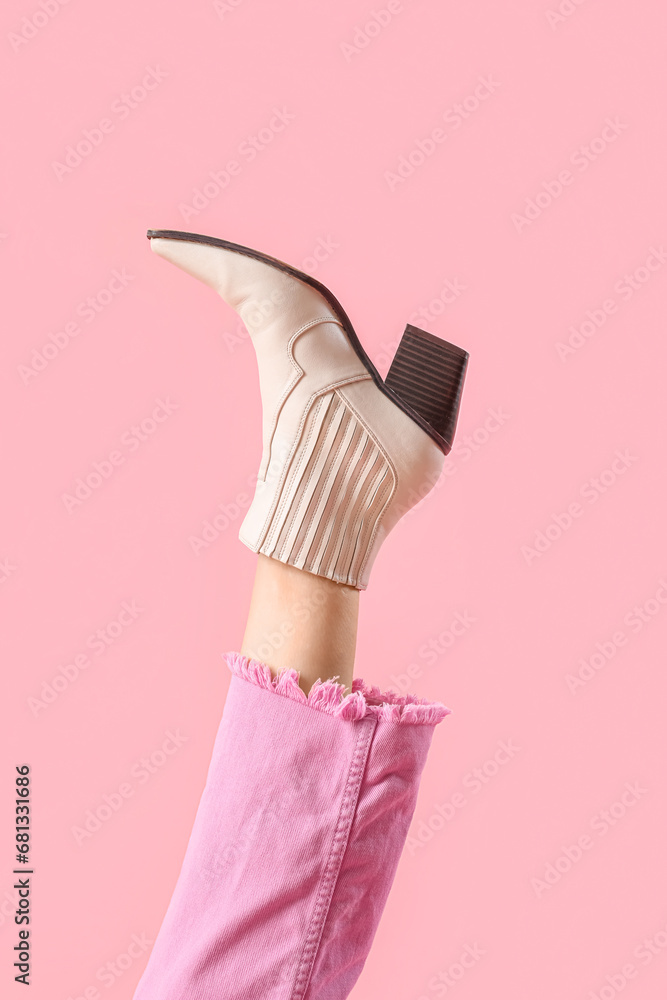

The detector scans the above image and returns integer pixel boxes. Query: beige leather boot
[147,230,469,589]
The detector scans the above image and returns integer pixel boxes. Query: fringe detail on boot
[224,651,451,726]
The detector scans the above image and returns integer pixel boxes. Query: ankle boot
[131,652,451,1000]
[147,230,469,589]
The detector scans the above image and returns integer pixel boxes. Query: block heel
[384,323,469,455]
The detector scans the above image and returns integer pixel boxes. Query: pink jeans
[132,652,450,999]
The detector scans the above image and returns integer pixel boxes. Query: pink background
[2,1,667,997]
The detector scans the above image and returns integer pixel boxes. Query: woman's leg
[132,231,469,1000]
[241,554,359,694]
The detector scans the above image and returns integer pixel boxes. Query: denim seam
[289,716,377,1000]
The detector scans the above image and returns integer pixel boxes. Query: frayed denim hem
[224,650,452,726]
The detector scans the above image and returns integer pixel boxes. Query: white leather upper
[150,236,444,589]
